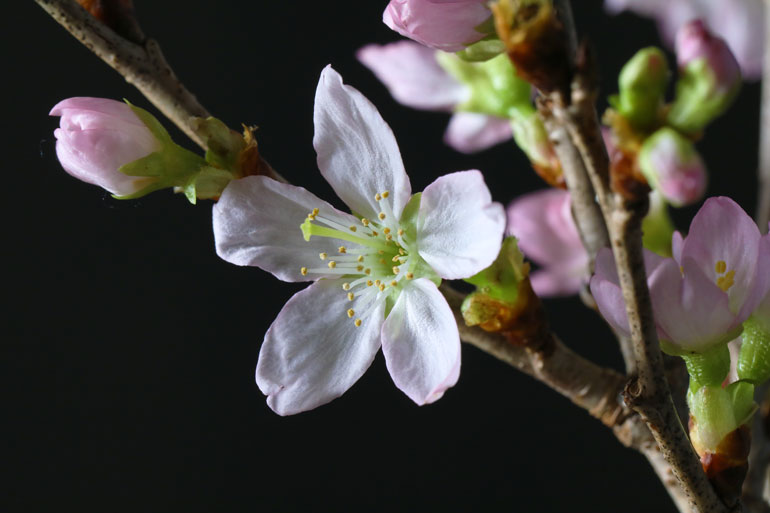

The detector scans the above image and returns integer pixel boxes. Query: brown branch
[757,2,770,234]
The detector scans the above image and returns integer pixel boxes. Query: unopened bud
[638,127,707,207]
[510,108,561,185]
[668,20,741,134]
[614,47,669,129]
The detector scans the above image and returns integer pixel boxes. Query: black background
[3,1,760,512]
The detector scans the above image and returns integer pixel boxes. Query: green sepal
[681,343,730,391]
[456,38,506,63]
[127,102,173,145]
[737,315,770,384]
[464,237,529,304]
[436,52,531,119]
[641,191,675,256]
[726,380,758,427]
[191,116,247,171]
[687,384,741,452]
[615,47,670,130]
[179,166,236,204]
[667,58,741,135]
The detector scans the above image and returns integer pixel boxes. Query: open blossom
[507,189,588,297]
[358,41,513,153]
[50,97,160,196]
[383,0,492,52]
[593,197,770,352]
[213,66,505,415]
[605,0,764,78]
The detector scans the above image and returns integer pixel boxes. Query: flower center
[299,190,415,327]
[714,260,735,292]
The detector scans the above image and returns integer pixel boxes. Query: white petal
[313,66,412,220]
[381,278,460,405]
[417,170,505,279]
[256,278,385,415]
[443,112,513,153]
[213,176,360,282]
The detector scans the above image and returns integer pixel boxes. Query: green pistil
[300,219,392,252]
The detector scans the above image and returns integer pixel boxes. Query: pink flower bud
[50,97,161,196]
[676,19,741,92]
[383,0,492,53]
[639,128,707,207]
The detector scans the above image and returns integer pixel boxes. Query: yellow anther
[397,229,404,236]
[328,261,337,269]
[371,230,379,236]
[406,272,414,280]
[319,252,327,260]
[347,292,355,301]
[357,255,364,262]
[347,309,355,318]
[399,248,405,255]
[361,218,370,226]
[307,213,316,220]
[717,270,736,292]
[375,280,381,286]
[365,268,372,275]
[349,226,357,232]
[386,234,393,241]
[392,266,400,275]
[357,265,364,272]
[378,284,386,292]
[379,258,386,265]
[378,250,384,255]
[366,280,373,287]
[715,260,727,274]
[383,228,391,235]
[392,255,401,262]
[390,280,397,287]
[378,212,386,220]
[382,191,390,198]
[338,246,347,254]
[312,208,319,216]
[354,319,362,327]
[342,282,351,291]
[300,267,308,276]
[375,193,382,201]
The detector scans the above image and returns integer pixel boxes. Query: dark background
[3,1,760,512]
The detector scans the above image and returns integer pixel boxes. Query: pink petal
[530,269,584,297]
[256,278,385,415]
[381,278,460,404]
[357,41,467,111]
[50,97,147,127]
[672,231,684,264]
[650,257,737,351]
[313,66,412,221]
[443,112,513,153]
[417,170,505,279]
[506,189,586,270]
[383,0,491,53]
[681,197,763,315]
[213,176,361,282]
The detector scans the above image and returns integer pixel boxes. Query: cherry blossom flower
[605,0,764,79]
[383,0,492,52]
[357,41,513,153]
[50,97,161,196]
[506,189,588,297]
[213,66,505,415]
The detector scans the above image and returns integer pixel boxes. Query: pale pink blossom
[605,0,764,78]
[383,0,492,52]
[507,189,588,297]
[213,66,505,415]
[50,97,160,196]
[357,41,512,153]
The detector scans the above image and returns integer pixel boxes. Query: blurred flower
[605,0,763,79]
[506,189,588,297]
[383,0,493,52]
[50,97,160,196]
[357,41,513,153]
[213,66,505,415]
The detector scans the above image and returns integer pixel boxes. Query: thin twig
[757,3,770,233]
